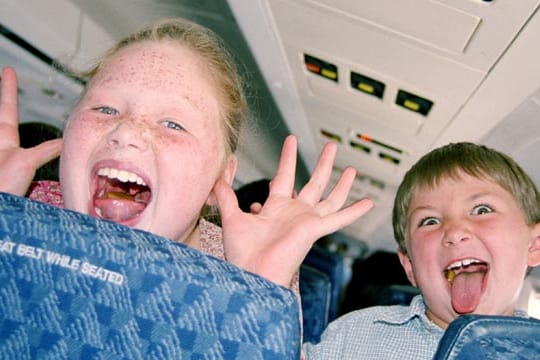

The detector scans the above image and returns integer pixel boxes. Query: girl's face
[398,172,540,329]
[60,40,236,246]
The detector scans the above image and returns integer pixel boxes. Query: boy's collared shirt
[303,295,528,360]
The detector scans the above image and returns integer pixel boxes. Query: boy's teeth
[97,167,146,186]
[447,258,481,270]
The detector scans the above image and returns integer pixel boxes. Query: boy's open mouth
[444,258,489,314]
[92,167,151,223]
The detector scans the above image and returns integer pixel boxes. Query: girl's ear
[527,222,540,267]
[398,250,418,287]
[206,154,238,206]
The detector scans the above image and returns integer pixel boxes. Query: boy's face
[59,40,236,245]
[398,172,540,329]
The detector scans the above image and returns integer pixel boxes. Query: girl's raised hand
[216,135,373,287]
[0,67,62,195]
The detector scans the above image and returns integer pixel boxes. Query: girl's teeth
[97,167,146,186]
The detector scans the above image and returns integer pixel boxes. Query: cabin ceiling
[2,0,540,255]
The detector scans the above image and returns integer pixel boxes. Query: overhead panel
[307,0,481,54]
[265,0,540,186]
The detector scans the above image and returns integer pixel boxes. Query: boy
[302,142,540,359]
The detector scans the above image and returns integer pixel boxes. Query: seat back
[0,192,300,359]
[377,284,420,306]
[433,314,540,360]
[302,245,347,321]
[299,264,331,343]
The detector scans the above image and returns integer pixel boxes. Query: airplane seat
[433,315,540,360]
[0,192,300,359]
[299,264,331,344]
[302,244,348,322]
[377,284,420,306]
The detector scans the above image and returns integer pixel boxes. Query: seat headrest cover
[0,192,300,359]
[433,314,540,359]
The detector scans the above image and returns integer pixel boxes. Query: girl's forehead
[88,41,220,114]
[93,41,208,88]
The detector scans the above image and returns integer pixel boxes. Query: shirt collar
[375,294,529,328]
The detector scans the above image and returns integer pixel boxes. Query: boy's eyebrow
[407,204,437,218]
[467,192,491,201]
[408,191,494,216]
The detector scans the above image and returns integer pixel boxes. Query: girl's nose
[106,117,149,151]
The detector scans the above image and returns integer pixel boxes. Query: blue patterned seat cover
[0,192,300,359]
[433,315,540,360]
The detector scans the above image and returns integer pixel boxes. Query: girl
[0,17,373,288]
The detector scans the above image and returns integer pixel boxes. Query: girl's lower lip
[87,203,142,227]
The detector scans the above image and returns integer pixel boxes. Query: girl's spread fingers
[315,198,374,238]
[1,67,19,121]
[298,141,337,204]
[316,166,357,216]
[268,135,297,197]
[0,67,21,147]
[30,138,63,167]
[214,178,240,220]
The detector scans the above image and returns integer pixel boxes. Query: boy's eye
[472,204,493,215]
[95,106,119,116]
[418,217,440,227]
[161,120,185,131]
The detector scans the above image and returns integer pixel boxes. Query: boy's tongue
[449,265,487,314]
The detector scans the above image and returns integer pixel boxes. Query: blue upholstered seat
[0,192,300,359]
[377,284,420,306]
[299,264,331,344]
[302,245,347,322]
[433,314,540,359]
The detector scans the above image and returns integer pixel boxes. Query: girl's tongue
[93,177,151,223]
[94,196,147,222]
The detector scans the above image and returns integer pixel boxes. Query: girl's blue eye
[418,217,440,227]
[472,204,493,215]
[162,120,185,131]
[95,106,119,116]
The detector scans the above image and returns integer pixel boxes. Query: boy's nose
[106,118,149,151]
[442,220,471,246]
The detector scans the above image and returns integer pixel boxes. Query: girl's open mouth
[92,167,151,223]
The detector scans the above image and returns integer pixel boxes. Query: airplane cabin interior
[1,0,540,353]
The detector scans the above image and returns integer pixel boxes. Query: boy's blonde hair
[82,17,246,156]
[393,142,540,254]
